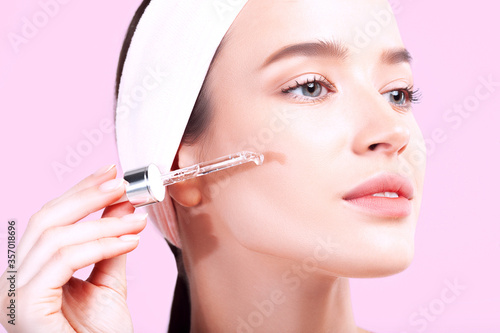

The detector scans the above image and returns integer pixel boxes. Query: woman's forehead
[225,0,403,59]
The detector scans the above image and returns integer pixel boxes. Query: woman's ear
[168,178,202,207]
[168,143,203,207]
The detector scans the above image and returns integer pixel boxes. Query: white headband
[115,0,248,245]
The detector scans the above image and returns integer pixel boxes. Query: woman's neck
[181,225,362,333]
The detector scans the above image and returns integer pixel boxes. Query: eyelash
[280,76,422,108]
[281,75,335,103]
[400,85,422,104]
[387,85,422,111]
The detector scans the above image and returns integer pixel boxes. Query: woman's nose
[349,93,411,157]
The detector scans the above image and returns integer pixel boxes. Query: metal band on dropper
[122,164,165,207]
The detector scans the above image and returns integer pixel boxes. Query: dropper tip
[253,153,264,166]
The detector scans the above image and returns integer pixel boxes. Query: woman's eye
[382,87,420,108]
[281,75,335,103]
[383,90,407,105]
[290,81,327,98]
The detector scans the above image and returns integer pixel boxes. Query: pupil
[393,91,404,103]
[303,82,320,97]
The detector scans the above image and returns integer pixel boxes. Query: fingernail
[94,164,115,176]
[119,234,140,242]
[99,178,124,192]
[121,213,148,223]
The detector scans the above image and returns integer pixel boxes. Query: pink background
[1,1,499,332]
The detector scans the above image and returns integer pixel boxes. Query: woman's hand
[0,165,147,333]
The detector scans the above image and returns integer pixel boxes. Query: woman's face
[184,0,426,278]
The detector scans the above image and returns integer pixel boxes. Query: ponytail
[166,240,191,333]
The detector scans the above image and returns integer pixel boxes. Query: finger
[17,213,147,288]
[102,199,136,219]
[86,202,136,293]
[18,177,127,265]
[23,235,141,300]
[47,164,117,209]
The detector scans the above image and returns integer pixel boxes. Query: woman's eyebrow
[259,40,412,69]
[260,40,349,69]
[380,47,412,65]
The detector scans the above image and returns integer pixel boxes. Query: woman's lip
[342,196,412,218]
[342,173,415,218]
[342,173,414,201]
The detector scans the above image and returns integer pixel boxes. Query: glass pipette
[161,150,264,186]
[114,151,264,207]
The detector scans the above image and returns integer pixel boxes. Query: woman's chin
[316,243,415,279]
[356,257,414,278]
[349,247,414,278]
